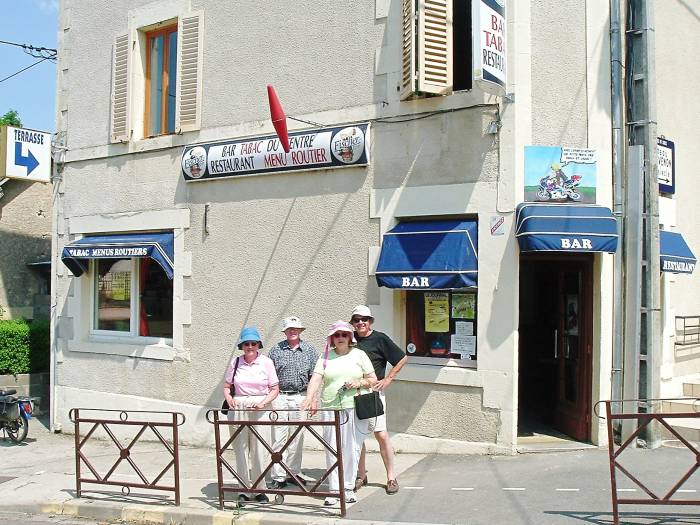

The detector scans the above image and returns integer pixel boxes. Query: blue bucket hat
[237,326,263,349]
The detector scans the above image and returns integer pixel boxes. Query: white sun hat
[282,316,305,332]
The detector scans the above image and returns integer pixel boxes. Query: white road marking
[555,488,580,492]
[451,487,475,491]
[404,486,424,490]
[677,489,697,493]
[616,488,637,492]
[503,487,526,491]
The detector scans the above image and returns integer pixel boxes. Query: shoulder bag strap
[229,357,240,396]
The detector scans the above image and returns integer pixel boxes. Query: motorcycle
[537,174,582,201]
[0,388,33,443]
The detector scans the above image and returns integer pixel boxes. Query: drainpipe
[610,0,625,431]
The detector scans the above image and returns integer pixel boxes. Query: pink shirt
[224,352,279,396]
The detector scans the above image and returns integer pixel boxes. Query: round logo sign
[406,343,416,355]
[182,146,207,179]
[331,127,365,164]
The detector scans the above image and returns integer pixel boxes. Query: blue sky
[0,0,59,132]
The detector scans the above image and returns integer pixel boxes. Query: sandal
[354,474,368,491]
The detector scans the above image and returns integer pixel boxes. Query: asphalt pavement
[2,416,700,525]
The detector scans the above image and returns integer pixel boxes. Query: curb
[0,500,458,525]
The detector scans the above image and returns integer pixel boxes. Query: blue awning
[660,231,696,274]
[375,220,478,289]
[61,232,174,279]
[516,203,618,253]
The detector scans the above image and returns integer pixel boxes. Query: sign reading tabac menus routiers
[181,123,370,182]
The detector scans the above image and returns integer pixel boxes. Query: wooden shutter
[176,12,203,133]
[400,0,417,100]
[401,0,453,100]
[417,0,452,95]
[110,34,130,143]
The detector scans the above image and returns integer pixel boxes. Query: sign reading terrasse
[181,123,370,182]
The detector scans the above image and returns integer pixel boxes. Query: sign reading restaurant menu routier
[181,123,370,182]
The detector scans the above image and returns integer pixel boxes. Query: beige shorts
[367,390,387,433]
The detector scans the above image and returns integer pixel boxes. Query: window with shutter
[401,0,471,101]
[176,12,203,133]
[110,34,130,143]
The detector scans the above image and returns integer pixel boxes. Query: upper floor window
[110,12,204,143]
[145,25,178,137]
[400,0,472,100]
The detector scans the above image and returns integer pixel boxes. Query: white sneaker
[345,490,357,503]
[324,497,338,506]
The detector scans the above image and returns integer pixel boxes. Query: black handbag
[221,357,240,415]
[354,390,384,420]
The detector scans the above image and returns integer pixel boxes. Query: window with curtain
[405,290,477,361]
[93,258,173,339]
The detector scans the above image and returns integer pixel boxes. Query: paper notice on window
[451,335,476,358]
[455,321,473,336]
[451,293,476,319]
[425,292,450,332]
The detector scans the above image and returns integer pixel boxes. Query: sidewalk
[0,417,432,525]
[2,417,700,525]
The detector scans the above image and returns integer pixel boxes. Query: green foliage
[0,109,22,127]
[0,319,50,376]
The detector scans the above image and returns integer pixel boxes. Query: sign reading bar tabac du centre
[181,123,370,182]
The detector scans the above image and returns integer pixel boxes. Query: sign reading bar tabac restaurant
[181,123,370,182]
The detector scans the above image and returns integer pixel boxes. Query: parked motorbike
[537,174,582,201]
[0,388,33,443]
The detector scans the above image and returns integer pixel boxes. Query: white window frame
[89,257,173,346]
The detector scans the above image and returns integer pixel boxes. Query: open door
[519,255,593,442]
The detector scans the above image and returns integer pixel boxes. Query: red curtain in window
[406,292,428,356]
[139,258,151,336]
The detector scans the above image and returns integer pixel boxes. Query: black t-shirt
[354,330,405,380]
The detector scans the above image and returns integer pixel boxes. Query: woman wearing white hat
[223,326,279,506]
[300,320,377,506]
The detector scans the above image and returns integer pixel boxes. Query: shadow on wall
[0,214,51,321]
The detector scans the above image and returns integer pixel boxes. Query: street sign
[0,126,52,183]
[657,137,675,194]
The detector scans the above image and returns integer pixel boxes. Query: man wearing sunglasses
[350,305,407,495]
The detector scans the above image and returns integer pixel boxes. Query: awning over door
[61,232,174,279]
[660,231,696,274]
[375,220,478,289]
[516,203,618,253]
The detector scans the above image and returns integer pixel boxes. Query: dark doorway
[518,254,593,442]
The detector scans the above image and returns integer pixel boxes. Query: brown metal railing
[206,408,347,516]
[69,408,185,505]
[598,399,700,525]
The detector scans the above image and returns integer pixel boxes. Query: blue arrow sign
[15,141,39,176]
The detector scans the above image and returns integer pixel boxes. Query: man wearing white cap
[350,305,407,495]
[268,316,318,489]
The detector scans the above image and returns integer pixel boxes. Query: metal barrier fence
[69,408,185,505]
[206,408,347,516]
[598,399,700,525]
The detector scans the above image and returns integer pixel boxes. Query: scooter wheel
[7,414,28,443]
[274,494,284,504]
[537,190,548,199]
[570,192,582,201]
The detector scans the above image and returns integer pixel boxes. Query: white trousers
[322,408,369,493]
[270,392,307,482]
[227,395,271,490]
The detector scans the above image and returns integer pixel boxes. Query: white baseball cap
[282,316,305,332]
[350,305,373,320]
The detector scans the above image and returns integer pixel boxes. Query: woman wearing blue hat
[223,326,279,506]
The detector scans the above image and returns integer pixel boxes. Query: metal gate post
[213,409,224,509]
[334,410,346,516]
[172,412,181,506]
[605,401,620,524]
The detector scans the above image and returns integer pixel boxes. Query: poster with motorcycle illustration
[524,146,597,203]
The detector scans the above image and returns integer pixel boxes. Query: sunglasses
[351,317,370,324]
[242,341,259,347]
[332,332,351,339]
